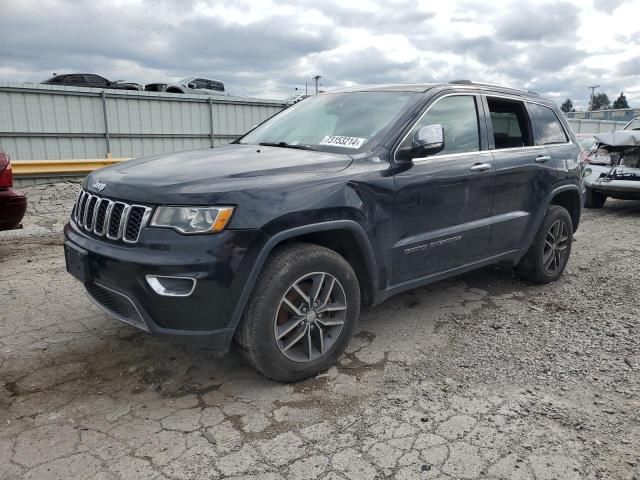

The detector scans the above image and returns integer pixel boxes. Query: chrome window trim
[412,151,493,164]
[393,92,481,163]
[484,93,576,147]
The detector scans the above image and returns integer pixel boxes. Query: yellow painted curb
[13,159,130,176]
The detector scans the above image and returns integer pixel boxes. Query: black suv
[43,74,142,91]
[64,81,583,381]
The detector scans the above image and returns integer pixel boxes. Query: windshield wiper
[258,142,317,151]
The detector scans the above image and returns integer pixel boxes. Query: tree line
[561,91,630,113]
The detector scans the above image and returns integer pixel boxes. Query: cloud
[0,0,638,107]
[495,2,580,42]
[593,0,626,12]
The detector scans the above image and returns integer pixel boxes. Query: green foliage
[590,93,611,111]
[560,98,574,113]
[612,91,629,109]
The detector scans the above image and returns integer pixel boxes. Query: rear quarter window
[528,103,568,145]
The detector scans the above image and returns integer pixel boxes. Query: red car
[0,152,26,230]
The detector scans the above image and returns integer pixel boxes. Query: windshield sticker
[319,135,366,149]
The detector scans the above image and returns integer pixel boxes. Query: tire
[235,243,360,382]
[584,187,606,208]
[516,205,573,284]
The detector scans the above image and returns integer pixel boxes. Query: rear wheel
[516,205,573,284]
[235,243,360,382]
[584,187,607,208]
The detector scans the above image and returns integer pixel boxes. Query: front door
[391,94,495,285]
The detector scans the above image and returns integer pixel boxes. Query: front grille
[72,190,152,244]
[86,282,148,331]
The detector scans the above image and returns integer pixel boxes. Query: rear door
[391,93,494,284]
[483,94,557,254]
[527,102,579,186]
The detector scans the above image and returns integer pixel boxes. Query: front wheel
[235,243,360,382]
[516,205,573,284]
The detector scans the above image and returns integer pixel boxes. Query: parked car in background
[163,77,225,95]
[144,83,167,92]
[624,116,640,131]
[42,74,142,91]
[0,152,27,231]
[582,130,640,208]
[64,81,583,381]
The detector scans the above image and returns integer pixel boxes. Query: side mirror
[398,124,445,161]
[188,83,197,89]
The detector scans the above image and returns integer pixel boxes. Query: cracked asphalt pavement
[1,181,639,480]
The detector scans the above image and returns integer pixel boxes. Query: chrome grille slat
[72,189,152,245]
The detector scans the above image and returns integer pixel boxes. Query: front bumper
[583,165,640,198]
[64,220,267,350]
[0,187,27,231]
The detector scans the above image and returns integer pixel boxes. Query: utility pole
[313,75,321,94]
[588,85,600,111]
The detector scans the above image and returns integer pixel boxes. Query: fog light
[146,275,196,297]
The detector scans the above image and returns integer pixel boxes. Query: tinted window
[208,81,224,91]
[45,75,64,84]
[528,103,568,145]
[402,95,480,155]
[192,78,209,89]
[487,98,532,149]
[66,75,87,85]
[85,75,108,86]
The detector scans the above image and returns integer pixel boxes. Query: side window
[66,75,86,85]
[85,75,108,86]
[402,95,480,156]
[487,97,532,149]
[528,103,568,145]
[208,81,224,91]
[192,78,209,89]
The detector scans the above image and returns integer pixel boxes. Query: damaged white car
[582,123,640,208]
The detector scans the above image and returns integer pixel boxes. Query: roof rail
[449,79,539,96]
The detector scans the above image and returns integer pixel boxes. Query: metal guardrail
[13,159,124,176]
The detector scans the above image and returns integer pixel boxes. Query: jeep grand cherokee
[64,81,583,382]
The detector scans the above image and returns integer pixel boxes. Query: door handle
[535,155,552,163]
[469,163,492,172]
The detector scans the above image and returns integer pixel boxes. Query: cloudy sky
[1,0,639,108]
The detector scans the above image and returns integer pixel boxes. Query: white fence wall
[0,83,287,161]
[566,118,627,134]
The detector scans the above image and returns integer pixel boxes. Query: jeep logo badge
[92,181,106,192]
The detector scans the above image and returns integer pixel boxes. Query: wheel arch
[229,221,378,333]
[549,185,582,232]
[164,86,186,94]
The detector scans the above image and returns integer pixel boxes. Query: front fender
[227,220,378,333]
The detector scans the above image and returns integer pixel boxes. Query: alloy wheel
[273,272,347,363]
[543,219,570,275]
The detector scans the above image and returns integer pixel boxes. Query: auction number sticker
[319,135,366,149]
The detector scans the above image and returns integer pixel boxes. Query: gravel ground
[1,181,639,480]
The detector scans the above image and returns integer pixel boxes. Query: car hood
[84,144,353,204]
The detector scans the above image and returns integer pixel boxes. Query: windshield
[239,92,417,153]
[625,118,640,130]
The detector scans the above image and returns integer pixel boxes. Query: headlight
[150,206,234,234]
